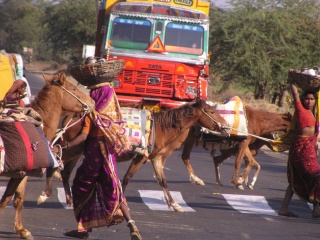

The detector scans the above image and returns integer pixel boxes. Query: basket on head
[68,59,124,87]
[288,69,320,92]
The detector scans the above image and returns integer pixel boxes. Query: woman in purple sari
[55,83,142,239]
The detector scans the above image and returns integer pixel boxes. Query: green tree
[0,0,45,57]
[43,0,96,63]
[209,0,320,100]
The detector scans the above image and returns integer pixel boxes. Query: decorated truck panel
[95,0,211,110]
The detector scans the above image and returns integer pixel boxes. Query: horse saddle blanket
[121,107,153,152]
[203,96,248,137]
[0,121,57,174]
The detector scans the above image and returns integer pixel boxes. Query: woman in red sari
[54,82,142,239]
[278,81,320,218]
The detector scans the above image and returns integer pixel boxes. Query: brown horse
[40,98,228,212]
[0,72,94,240]
[181,105,292,190]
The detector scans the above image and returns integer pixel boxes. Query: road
[0,72,319,239]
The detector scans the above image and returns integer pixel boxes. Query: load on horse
[0,71,95,240]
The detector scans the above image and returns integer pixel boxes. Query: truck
[0,52,15,99]
[95,0,211,111]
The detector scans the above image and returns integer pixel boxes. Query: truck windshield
[111,18,151,49]
[165,23,204,55]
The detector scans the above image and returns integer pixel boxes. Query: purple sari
[71,84,128,232]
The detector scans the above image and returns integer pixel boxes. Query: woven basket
[288,69,320,92]
[68,59,124,86]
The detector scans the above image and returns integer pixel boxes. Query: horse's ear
[42,73,52,85]
[57,72,67,85]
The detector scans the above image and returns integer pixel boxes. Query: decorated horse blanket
[204,96,248,137]
[121,107,153,154]
[0,108,57,174]
[198,96,248,150]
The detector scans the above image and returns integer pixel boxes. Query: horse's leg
[37,167,57,205]
[150,156,184,212]
[12,177,34,240]
[213,149,234,186]
[122,155,147,192]
[181,131,205,186]
[230,140,250,190]
[61,157,80,206]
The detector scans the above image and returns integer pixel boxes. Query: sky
[211,0,230,8]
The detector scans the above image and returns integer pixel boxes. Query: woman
[54,82,142,239]
[278,81,320,218]
[4,79,27,107]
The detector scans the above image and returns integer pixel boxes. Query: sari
[288,134,320,203]
[71,84,129,232]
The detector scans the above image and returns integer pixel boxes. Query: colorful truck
[95,0,211,111]
[0,52,15,99]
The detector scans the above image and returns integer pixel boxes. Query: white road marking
[138,190,195,212]
[0,186,13,207]
[222,194,277,216]
[57,188,73,209]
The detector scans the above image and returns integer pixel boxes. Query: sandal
[63,230,89,239]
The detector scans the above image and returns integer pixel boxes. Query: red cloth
[294,101,316,132]
[4,80,26,107]
[288,134,320,203]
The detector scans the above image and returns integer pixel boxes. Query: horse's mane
[154,99,204,132]
[30,71,70,112]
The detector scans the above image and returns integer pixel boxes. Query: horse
[0,71,95,240]
[39,98,228,212]
[181,104,292,190]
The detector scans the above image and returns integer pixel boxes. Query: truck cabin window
[111,18,151,50]
[165,23,204,55]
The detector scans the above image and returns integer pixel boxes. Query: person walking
[54,80,142,239]
[278,80,320,218]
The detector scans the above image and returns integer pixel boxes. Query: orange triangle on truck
[146,36,165,53]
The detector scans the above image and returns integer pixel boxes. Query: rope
[201,109,276,143]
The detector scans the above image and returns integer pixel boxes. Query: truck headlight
[186,86,197,96]
[113,79,120,87]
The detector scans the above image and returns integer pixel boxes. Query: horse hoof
[171,203,185,212]
[236,185,244,190]
[247,184,254,190]
[37,192,49,205]
[190,176,205,186]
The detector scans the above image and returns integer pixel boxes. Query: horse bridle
[201,108,231,135]
[53,79,92,113]
[50,79,94,145]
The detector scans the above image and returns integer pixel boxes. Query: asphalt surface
[0,71,319,240]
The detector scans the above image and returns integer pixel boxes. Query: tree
[209,0,320,99]
[43,0,96,63]
[0,0,45,57]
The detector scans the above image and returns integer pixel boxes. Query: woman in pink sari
[54,83,142,239]
[278,81,320,218]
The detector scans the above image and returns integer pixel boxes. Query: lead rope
[201,109,275,143]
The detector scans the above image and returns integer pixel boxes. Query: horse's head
[194,98,228,133]
[41,71,95,114]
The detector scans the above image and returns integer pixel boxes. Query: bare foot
[278,210,299,217]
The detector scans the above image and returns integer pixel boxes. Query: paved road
[0,71,319,239]
[1,145,319,240]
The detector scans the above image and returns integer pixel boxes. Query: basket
[68,59,124,87]
[288,69,320,92]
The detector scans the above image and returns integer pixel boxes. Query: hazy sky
[211,0,230,8]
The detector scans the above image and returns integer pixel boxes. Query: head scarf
[4,80,25,98]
